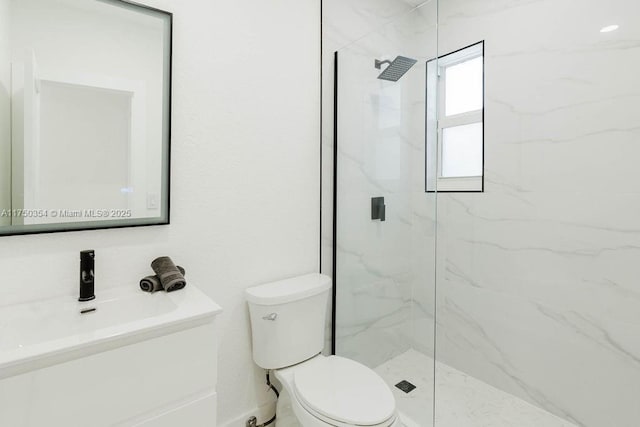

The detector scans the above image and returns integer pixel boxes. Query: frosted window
[442,123,483,177]
[445,56,483,116]
[426,41,484,192]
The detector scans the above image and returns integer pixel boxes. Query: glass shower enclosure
[333,3,438,426]
[331,0,640,426]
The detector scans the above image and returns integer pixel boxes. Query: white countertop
[0,284,222,379]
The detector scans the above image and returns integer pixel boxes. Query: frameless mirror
[0,0,171,235]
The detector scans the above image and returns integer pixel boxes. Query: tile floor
[375,349,579,427]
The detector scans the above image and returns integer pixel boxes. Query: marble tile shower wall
[334,34,416,367]
[327,1,438,367]
[435,0,640,426]
[322,0,428,356]
[325,0,640,425]
[322,0,429,277]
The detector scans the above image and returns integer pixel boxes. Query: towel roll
[151,257,187,292]
[139,266,185,293]
[140,275,162,293]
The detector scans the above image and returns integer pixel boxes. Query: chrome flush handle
[262,313,278,321]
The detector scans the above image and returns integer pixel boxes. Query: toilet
[245,273,400,427]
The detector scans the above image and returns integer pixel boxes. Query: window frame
[426,41,485,193]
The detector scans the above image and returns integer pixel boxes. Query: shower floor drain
[395,380,416,393]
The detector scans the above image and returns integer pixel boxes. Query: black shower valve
[371,197,386,222]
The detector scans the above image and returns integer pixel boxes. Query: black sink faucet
[79,250,95,301]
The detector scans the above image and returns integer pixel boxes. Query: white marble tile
[331,3,438,369]
[375,350,579,427]
[375,349,435,427]
[325,1,640,426]
[432,1,640,426]
[435,260,640,426]
[323,0,434,55]
[336,302,414,367]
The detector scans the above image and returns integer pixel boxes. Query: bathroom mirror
[0,0,171,235]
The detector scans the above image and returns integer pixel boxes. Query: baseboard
[219,401,275,427]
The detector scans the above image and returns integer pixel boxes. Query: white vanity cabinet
[0,286,221,427]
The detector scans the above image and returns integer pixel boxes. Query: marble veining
[489,93,640,118]
[533,304,640,367]
[507,126,640,146]
[445,194,640,234]
[325,0,640,426]
[337,302,414,367]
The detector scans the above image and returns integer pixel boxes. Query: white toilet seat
[295,395,397,427]
[275,354,398,427]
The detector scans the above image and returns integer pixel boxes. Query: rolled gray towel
[140,275,162,293]
[151,257,186,292]
[140,266,185,293]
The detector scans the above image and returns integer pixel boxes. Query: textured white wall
[0,0,320,425]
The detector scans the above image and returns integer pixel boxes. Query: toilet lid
[293,356,396,426]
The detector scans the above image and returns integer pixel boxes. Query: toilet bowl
[274,354,399,427]
[245,273,400,427]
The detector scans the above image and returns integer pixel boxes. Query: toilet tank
[245,273,331,370]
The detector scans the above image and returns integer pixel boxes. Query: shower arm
[375,59,392,70]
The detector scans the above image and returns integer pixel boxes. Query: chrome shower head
[375,56,417,82]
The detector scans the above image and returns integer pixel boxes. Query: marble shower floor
[374,350,578,427]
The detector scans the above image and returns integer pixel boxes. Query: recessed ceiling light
[600,25,619,33]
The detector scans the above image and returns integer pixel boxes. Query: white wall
[0,0,320,425]
[0,0,10,226]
